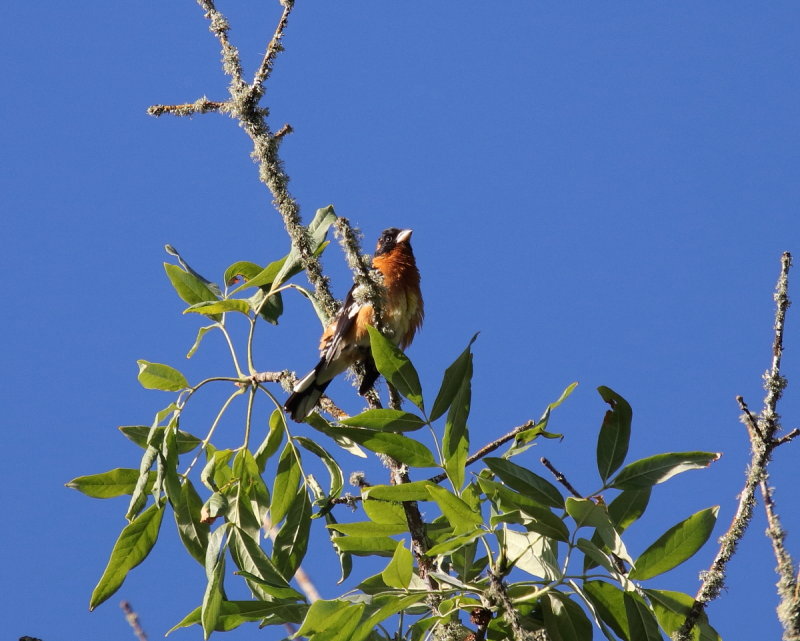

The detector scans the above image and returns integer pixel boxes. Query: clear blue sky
[3,3,799,640]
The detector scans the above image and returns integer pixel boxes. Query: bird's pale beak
[396,229,413,243]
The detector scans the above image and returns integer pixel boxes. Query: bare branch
[540,457,582,498]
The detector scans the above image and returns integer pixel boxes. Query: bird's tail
[284,364,332,422]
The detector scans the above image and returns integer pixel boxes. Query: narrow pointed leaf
[629,506,719,580]
[608,487,651,532]
[229,528,291,594]
[272,487,312,578]
[202,526,228,639]
[332,536,399,556]
[596,386,632,482]
[322,424,436,468]
[172,479,209,565]
[164,262,221,319]
[66,469,156,499]
[485,457,564,508]
[89,500,165,610]
[294,436,343,503]
[366,325,424,410]
[430,333,477,421]
[119,425,201,454]
[185,299,251,316]
[363,481,435,502]
[270,443,301,525]
[443,353,471,489]
[611,452,720,489]
[187,325,215,358]
[341,409,426,432]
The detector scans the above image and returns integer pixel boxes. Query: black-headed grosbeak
[284,227,423,421]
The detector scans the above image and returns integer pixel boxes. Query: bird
[284,227,423,421]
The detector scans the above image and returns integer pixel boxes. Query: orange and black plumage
[284,228,423,421]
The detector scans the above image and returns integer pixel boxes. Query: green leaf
[542,592,593,641]
[484,457,564,508]
[352,593,428,641]
[294,598,362,639]
[164,262,221,320]
[644,589,721,641]
[425,485,482,534]
[187,325,216,358]
[273,205,337,289]
[611,452,720,490]
[172,479,209,565]
[333,536,399,556]
[185,299,251,316]
[224,260,264,286]
[362,498,407,524]
[442,351,472,489]
[323,424,437,468]
[89,500,165,610]
[499,529,560,579]
[294,436,344,504]
[249,286,284,325]
[596,386,632,482]
[608,487,651,532]
[341,409,426,432]
[202,525,228,639]
[430,333,478,421]
[136,360,189,392]
[270,442,302,525]
[382,540,413,589]
[327,521,409,536]
[566,497,633,566]
[478,477,569,542]
[366,325,424,411]
[272,487,312,578]
[229,528,292,599]
[168,600,306,635]
[66,469,156,499]
[583,581,630,641]
[426,528,484,556]
[623,592,662,641]
[305,412,367,458]
[363,481,435,502]
[576,538,617,574]
[126,446,158,520]
[630,506,719,580]
[228,257,286,295]
[255,409,286,472]
[119,425,202,454]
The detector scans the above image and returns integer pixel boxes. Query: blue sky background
[3,3,799,640]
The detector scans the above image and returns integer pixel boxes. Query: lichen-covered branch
[676,252,798,641]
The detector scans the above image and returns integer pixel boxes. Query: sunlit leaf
[542,592,593,641]
[172,478,209,565]
[202,525,228,639]
[629,506,719,580]
[136,360,189,392]
[168,600,306,635]
[381,540,413,589]
[164,262,221,321]
[442,352,471,489]
[430,333,478,421]
[119,425,201,454]
[366,325,424,411]
[363,481,435,502]
[611,452,720,490]
[644,589,722,641]
[66,469,156,499]
[322,424,436,468]
[185,299,251,316]
[272,487,312,578]
[341,409,426,432]
[89,500,165,610]
[425,485,482,534]
[332,536,399,556]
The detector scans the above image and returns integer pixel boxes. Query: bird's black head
[375,228,413,256]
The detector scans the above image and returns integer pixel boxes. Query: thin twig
[120,601,148,641]
[540,457,582,498]
[428,420,537,484]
